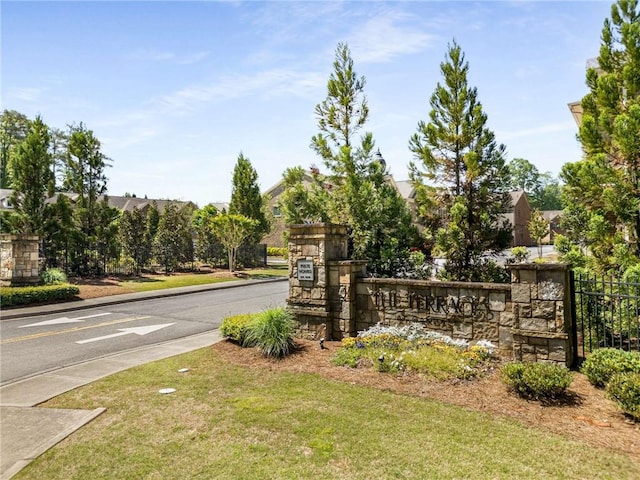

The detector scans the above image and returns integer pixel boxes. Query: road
[0,281,288,385]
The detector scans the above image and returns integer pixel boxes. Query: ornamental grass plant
[244,307,297,358]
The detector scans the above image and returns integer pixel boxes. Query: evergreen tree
[284,42,417,275]
[120,207,151,275]
[192,204,225,266]
[0,110,30,189]
[152,202,193,274]
[63,122,110,237]
[42,194,74,269]
[9,116,55,235]
[409,40,512,282]
[228,152,270,243]
[62,123,113,274]
[561,0,640,272]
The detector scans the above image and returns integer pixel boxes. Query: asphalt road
[0,281,288,385]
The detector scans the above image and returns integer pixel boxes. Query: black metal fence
[571,272,640,356]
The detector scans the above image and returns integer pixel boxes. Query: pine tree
[409,41,512,281]
[299,42,416,274]
[561,0,640,272]
[229,152,270,243]
[9,115,55,235]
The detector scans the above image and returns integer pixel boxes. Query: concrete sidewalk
[0,278,285,479]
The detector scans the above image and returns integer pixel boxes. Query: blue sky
[2,1,612,207]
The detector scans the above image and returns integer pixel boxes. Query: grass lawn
[22,347,638,480]
[121,265,288,293]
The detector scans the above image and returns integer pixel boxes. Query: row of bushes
[581,348,640,419]
[266,247,288,258]
[1,284,80,307]
[220,307,296,358]
[1,267,78,307]
[499,348,640,419]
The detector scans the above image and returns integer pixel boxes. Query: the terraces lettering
[371,290,493,320]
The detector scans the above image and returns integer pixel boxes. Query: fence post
[508,263,574,366]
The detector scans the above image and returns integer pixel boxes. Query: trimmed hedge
[501,362,573,401]
[0,284,80,307]
[220,313,257,346]
[580,348,640,388]
[606,372,640,420]
[267,247,288,258]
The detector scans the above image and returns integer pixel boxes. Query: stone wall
[0,234,41,286]
[286,223,575,366]
[356,278,513,357]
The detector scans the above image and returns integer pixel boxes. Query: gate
[571,271,640,358]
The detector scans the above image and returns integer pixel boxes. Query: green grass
[121,274,235,292]
[121,266,287,293]
[23,348,638,480]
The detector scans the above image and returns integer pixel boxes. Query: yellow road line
[1,316,151,344]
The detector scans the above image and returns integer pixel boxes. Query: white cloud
[348,12,434,64]
[155,69,325,115]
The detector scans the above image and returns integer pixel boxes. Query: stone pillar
[0,234,41,286]
[328,260,367,339]
[286,223,350,340]
[508,263,575,366]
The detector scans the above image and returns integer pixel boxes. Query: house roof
[1,189,194,213]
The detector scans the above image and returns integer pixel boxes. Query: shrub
[332,347,362,368]
[508,246,530,264]
[0,284,80,307]
[501,362,573,401]
[267,247,288,258]
[245,307,296,358]
[606,372,640,420]
[39,268,68,285]
[220,313,257,346]
[580,348,640,388]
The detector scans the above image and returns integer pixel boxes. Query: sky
[2,0,613,207]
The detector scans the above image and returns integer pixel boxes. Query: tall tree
[63,122,111,237]
[288,42,417,274]
[0,110,30,188]
[119,207,151,275]
[409,40,512,282]
[192,204,225,266]
[561,0,640,272]
[228,152,270,243]
[9,115,55,235]
[152,202,193,274]
[62,123,114,274]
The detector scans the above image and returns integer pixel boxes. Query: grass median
[22,346,638,480]
[120,265,288,293]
